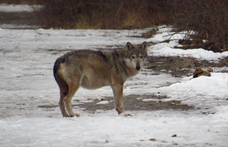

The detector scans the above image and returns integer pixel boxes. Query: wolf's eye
[139,55,144,59]
[131,55,136,59]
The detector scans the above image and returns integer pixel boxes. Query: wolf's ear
[141,41,147,52]
[124,42,134,55]
[126,42,134,50]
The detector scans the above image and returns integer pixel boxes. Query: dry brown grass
[169,0,228,52]
[37,0,169,29]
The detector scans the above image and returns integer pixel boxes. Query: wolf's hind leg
[64,81,80,117]
[59,92,70,117]
[55,70,70,117]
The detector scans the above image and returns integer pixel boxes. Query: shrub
[169,0,228,52]
[38,0,169,29]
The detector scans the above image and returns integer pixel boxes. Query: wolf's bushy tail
[53,56,68,100]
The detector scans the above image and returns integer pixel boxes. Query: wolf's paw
[68,113,80,117]
[119,112,133,117]
[75,113,80,117]
[116,107,125,115]
[71,113,80,117]
[63,113,71,117]
[124,113,133,117]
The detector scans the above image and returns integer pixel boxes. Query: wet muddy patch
[73,94,193,113]
[145,56,228,77]
[38,94,193,113]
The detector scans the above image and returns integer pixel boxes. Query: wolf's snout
[135,60,141,71]
[136,66,140,71]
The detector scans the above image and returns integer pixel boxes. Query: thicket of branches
[170,0,228,52]
[38,0,169,29]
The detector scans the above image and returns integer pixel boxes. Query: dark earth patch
[145,56,228,77]
[73,94,193,113]
[38,94,193,113]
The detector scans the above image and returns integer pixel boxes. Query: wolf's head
[124,42,148,71]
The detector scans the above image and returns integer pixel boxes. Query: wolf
[53,42,148,117]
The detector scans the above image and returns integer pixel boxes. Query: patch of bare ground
[145,56,228,77]
[73,94,193,113]
[38,94,193,113]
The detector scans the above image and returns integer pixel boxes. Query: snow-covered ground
[0,4,42,12]
[0,26,228,147]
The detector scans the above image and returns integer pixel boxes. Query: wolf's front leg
[111,84,125,114]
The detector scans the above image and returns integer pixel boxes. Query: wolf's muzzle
[136,60,141,71]
[136,66,140,71]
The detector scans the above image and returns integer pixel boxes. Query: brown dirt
[145,56,228,77]
[73,94,193,113]
[38,94,193,113]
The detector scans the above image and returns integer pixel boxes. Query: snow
[148,27,228,60]
[0,4,42,12]
[0,24,228,147]
[160,73,228,108]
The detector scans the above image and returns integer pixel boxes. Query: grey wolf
[53,42,148,117]
[193,67,211,78]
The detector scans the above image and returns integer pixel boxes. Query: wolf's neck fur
[110,49,139,78]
